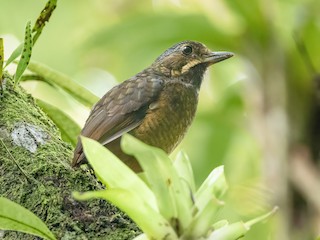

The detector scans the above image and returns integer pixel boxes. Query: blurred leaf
[32,0,57,44]
[224,0,269,45]
[0,197,56,240]
[182,197,224,239]
[245,206,278,228]
[213,220,229,230]
[74,189,177,239]
[208,207,278,240]
[36,99,80,146]
[173,151,196,194]
[76,137,180,238]
[85,13,236,80]
[14,21,32,87]
[27,61,99,107]
[208,221,248,240]
[195,166,228,214]
[181,166,227,239]
[79,136,157,210]
[121,134,193,232]
[4,43,23,68]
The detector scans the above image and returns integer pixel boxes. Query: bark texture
[0,73,139,239]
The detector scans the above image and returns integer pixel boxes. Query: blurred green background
[1,0,320,239]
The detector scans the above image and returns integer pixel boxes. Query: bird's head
[152,41,233,88]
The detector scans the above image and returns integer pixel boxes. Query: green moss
[0,73,140,239]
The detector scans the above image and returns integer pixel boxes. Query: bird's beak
[203,51,234,64]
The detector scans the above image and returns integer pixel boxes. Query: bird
[72,40,233,172]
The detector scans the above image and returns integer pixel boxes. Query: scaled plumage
[72,41,233,172]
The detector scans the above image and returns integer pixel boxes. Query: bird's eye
[182,45,193,55]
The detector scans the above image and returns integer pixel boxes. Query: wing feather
[72,75,164,166]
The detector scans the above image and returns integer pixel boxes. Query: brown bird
[72,41,233,172]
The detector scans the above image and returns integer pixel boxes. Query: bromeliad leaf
[79,136,157,210]
[74,189,177,239]
[14,21,33,87]
[0,197,56,240]
[195,166,228,213]
[208,207,278,240]
[182,197,224,239]
[121,134,193,233]
[173,151,196,194]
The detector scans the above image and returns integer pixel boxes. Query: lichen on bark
[0,73,140,239]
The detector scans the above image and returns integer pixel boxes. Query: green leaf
[121,134,193,233]
[0,197,56,240]
[36,99,80,146]
[209,221,248,240]
[27,61,99,107]
[4,43,23,68]
[245,206,278,228]
[80,136,157,210]
[182,197,224,239]
[173,151,196,194]
[195,166,228,214]
[73,190,177,239]
[4,0,57,70]
[14,21,33,87]
[212,220,229,230]
[208,207,278,240]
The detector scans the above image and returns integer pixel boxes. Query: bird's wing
[72,75,164,165]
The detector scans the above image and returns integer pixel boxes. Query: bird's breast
[131,81,198,153]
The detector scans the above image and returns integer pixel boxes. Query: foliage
[0,197,56,240]
[13,21,32,86]
[1,0,319,239]
[74,135,276,240]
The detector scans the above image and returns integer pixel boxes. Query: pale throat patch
[181,59,202,74]
[169,59,202,77]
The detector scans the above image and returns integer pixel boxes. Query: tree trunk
[0,73,139,239]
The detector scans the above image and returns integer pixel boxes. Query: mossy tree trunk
[0,73,139,239]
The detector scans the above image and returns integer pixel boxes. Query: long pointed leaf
[121,134,193,233]
[0,197,56,240]
[195,166,228,213]
[209,207,278,240]
[173,151,196,194]
[80,136,157,210]
[208,221,248,240]
[4,43,23,68]
[182,197,224,239]
[74,190,177,239]
[14,21,33,86]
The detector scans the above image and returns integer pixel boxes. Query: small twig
[0,138,32,183]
